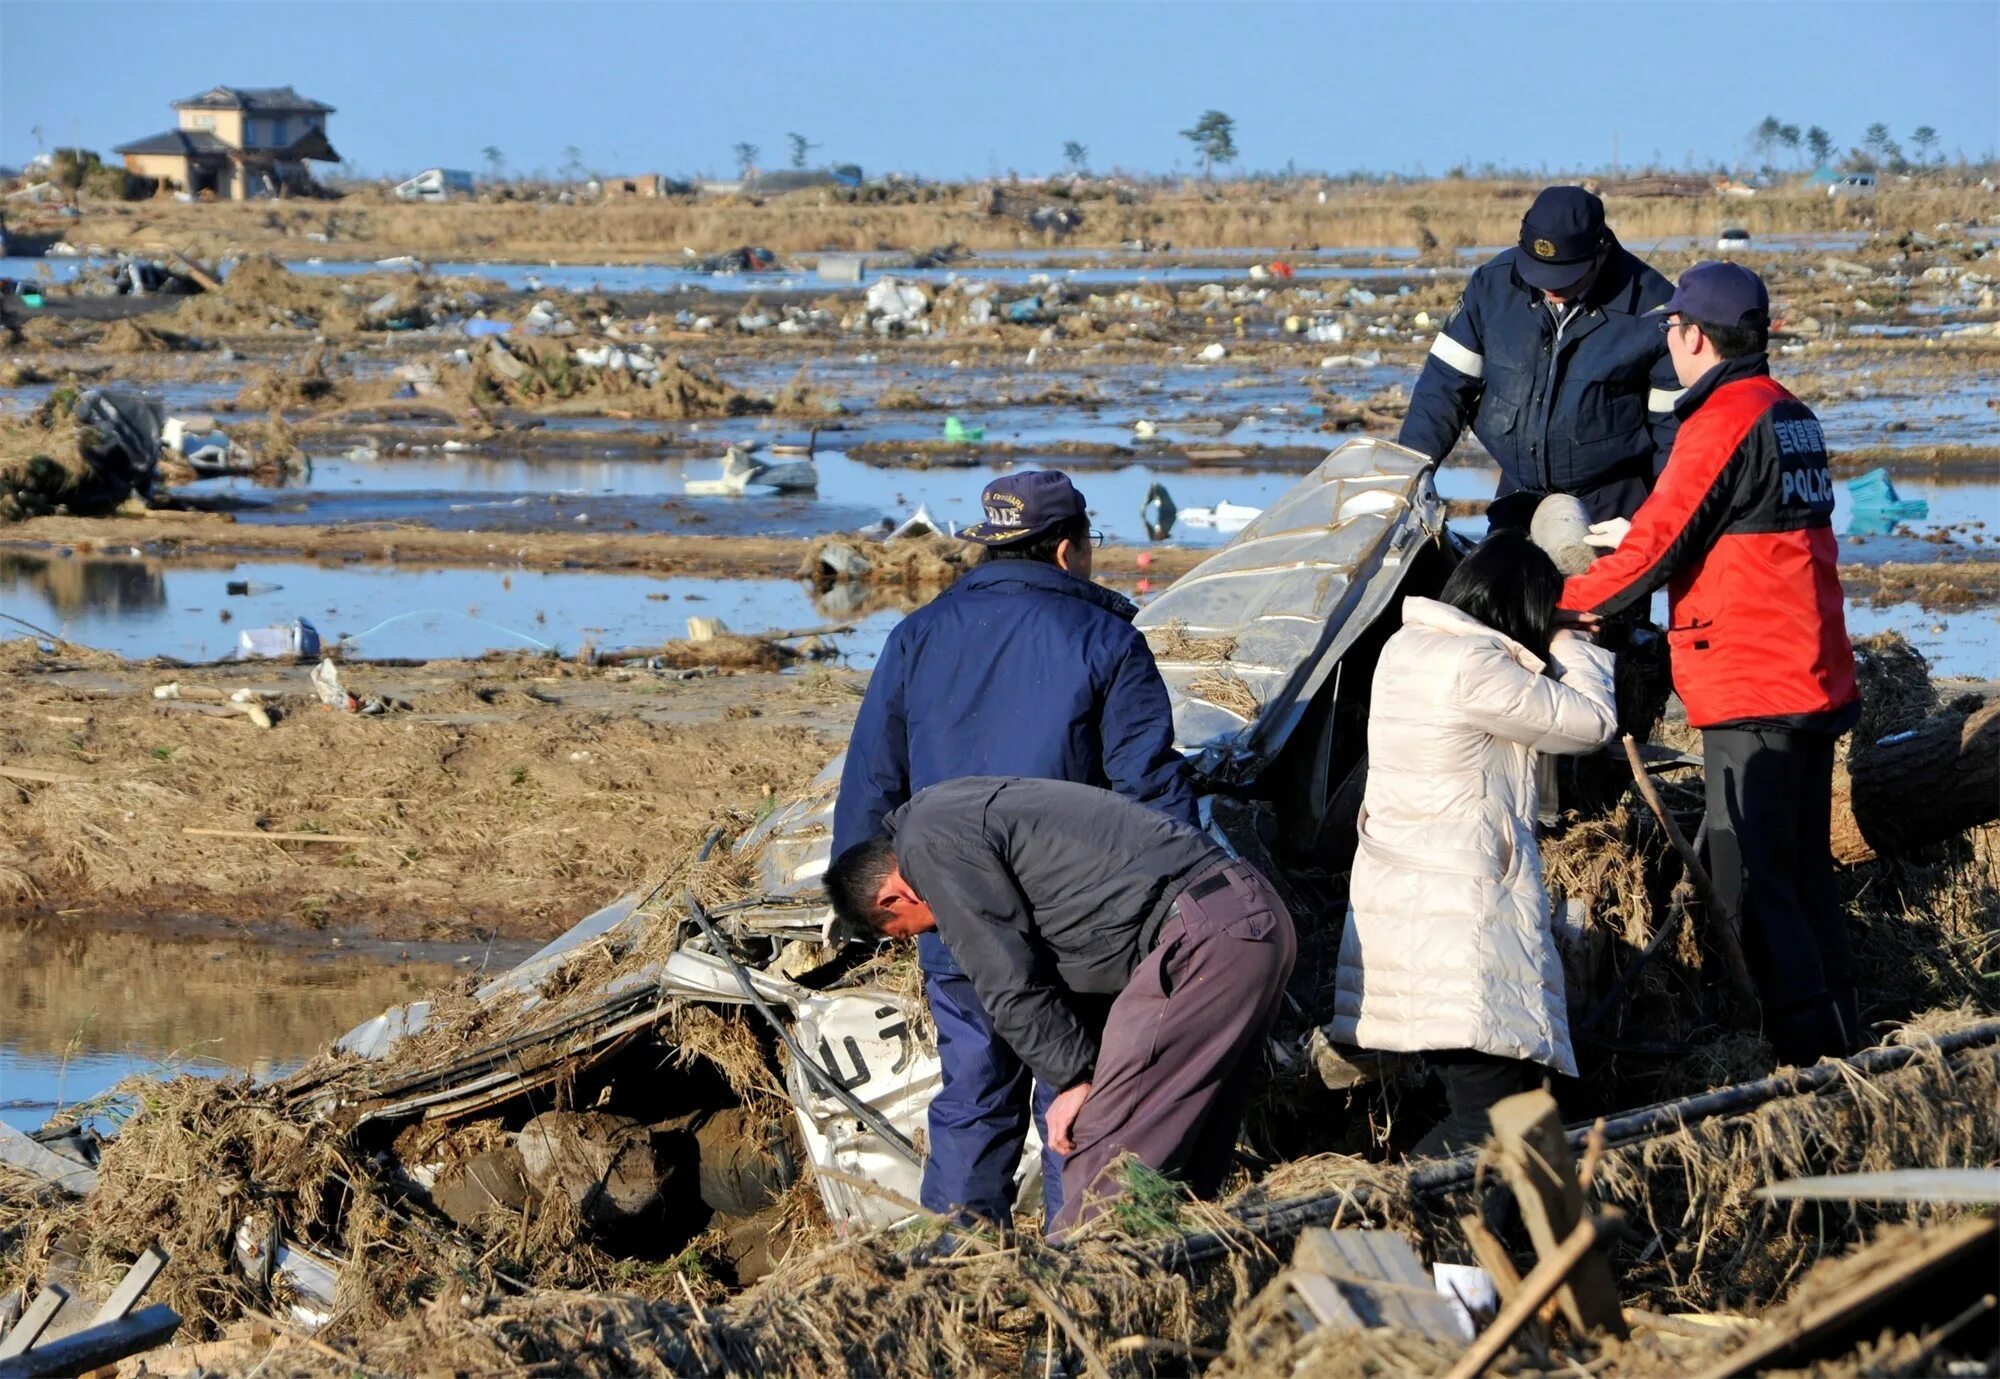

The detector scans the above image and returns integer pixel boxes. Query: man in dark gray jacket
[825,777,1297,1233]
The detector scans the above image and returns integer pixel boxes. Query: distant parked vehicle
[394,168,475,203]
[1828,174,1877,199]
[1716,227,1752,251]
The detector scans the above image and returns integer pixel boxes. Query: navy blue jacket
[831,559,1197,865]
[1398,243,1683,523]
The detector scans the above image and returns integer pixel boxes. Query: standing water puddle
[0,553,905,664]
[0,922,520,1134]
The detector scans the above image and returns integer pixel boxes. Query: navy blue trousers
[919,932,1065,1226]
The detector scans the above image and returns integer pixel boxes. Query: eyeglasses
[1089,529,1106,548]
[1659,316,1700,337]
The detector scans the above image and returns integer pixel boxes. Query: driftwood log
[1833,698,1999,865]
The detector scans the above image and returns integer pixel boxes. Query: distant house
[395,168,475,202]
[593,174,678,199]
[114,85,339,199]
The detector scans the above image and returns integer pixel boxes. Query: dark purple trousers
[1052,860,1297,1234]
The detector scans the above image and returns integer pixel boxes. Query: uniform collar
[951,557,1139,622]
[1673,350,1772,418]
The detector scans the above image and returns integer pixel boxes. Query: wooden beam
[180,828,381,846]
[1440,1211,1622,1379]
[0,1285,69,1360]
[0,767,91,786]
[90,1247,167,1325]
[1459,1214,1526,1305]
[1485,1090,1629,1338]
[1688,1218,1997,1379]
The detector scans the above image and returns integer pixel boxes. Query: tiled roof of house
[112,128,233,157]
[171,85,336,114]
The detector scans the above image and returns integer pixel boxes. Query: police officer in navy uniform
[1400,186,1684,529]
[831,470,1194,1229]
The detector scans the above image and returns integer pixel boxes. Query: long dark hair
[1437,527,1563,663]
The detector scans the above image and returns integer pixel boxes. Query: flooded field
[0,921,527,1134]
[1,550,903,663]
[2,172,1997,1379]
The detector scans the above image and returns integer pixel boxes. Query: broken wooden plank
[1486,1089,1629,1338]
[1622,734,1757,1008]
[181,827,382,846]
[0,1124,96,1196]
[1758,1167,2000,1204]
[1458,1215,1525,1306]
[168,249,224,293]
[1440,1211,1622,1379]
[90,1247,167,1325]
[1290,1271,1367,1330]
[1687,1217,1998,1379]
[0,1304,179,1379]
[0,1285,69,1360]
[1288,1228,1468,1344]
[0,766,91,786]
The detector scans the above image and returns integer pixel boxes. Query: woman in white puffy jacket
[1331,528,1619,1156]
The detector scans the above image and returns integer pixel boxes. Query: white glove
[1584,517,1631,550]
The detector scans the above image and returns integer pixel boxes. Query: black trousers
[1413,1052,1542,1158]
[1703,726,1859,1064]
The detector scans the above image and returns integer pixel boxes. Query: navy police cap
[961,470,1087,545]
[1516,186,1610,290]
[1656,260,1771,328]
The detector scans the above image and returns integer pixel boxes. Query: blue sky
[3,1,1994,179]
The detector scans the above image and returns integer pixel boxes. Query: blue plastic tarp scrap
[1846,466,1928,536]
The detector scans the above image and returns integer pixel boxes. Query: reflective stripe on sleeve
[1428,332,1485,380]
[1648,386,1686,413]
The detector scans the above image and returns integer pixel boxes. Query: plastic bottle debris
[225,580,283,597]
[311,658,354,712]
[942,416,985,443]
[234,619,321,660]
[1197,342,1228,362]
[1846,467,1929,536]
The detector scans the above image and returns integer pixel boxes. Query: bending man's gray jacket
[882,777,1228,1094]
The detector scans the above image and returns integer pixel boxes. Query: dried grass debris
[1188,671,1261,720]
[1147,619,1239,663]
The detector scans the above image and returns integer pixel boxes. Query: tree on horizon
[1181,110,1237,180]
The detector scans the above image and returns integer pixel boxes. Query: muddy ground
[0,649,856,936]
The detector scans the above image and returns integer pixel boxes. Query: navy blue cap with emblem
[1515,185,1610,292]
[960,470,1087,545]
[1654,260,1771,328]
